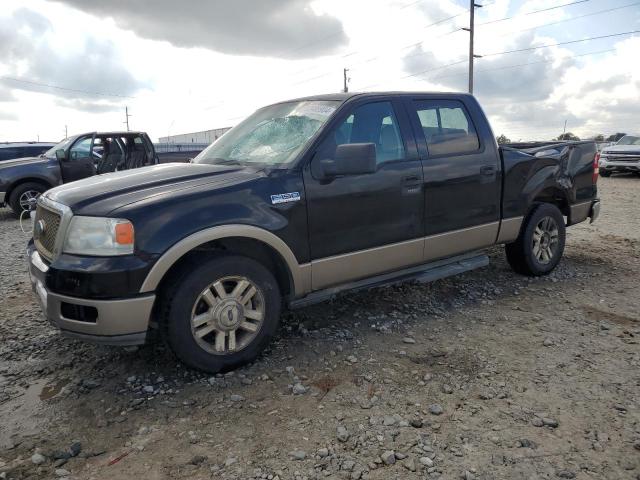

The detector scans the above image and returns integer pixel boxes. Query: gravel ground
[0,175,638,480]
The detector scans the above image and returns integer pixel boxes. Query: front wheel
[505,203,566,276]
[162,255,281,373]
[9,182,47,216]
[599,170,611,177]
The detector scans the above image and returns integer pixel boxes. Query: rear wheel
[505,203,566,276]
[8,182,47,216]
[162,255,281,373]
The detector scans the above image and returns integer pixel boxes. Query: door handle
[402,175,422,186]
[480,165,495,176]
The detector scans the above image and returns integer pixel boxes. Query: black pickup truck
[27,92,600,372]
[0,131,158,216]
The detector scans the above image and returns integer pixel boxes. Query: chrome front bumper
[599,159,640,171]
[27,248,155,346]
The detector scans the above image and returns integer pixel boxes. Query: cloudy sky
[0,0,638,142]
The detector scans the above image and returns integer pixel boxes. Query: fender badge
[270,192,301,205]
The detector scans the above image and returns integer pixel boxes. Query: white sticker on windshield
[292,102,337,120]
[271,192,301,204]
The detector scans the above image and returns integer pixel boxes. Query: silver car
[598,135,640,177]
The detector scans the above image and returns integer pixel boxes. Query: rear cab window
[413,100,481,156]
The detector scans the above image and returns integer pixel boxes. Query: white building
[159,127,232,144]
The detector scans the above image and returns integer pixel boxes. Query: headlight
[63,216,134,256]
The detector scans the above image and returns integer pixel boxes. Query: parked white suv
[598,135,640,177]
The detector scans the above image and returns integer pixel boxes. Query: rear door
[61,134,97,182]
[404,96,501,260]
[142,133,159,164]
[303,97,424,290]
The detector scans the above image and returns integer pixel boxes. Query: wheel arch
[529,185,570,219]
[6,177,53,203]
[140,225,311,299]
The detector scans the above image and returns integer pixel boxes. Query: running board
[288,251,489,310]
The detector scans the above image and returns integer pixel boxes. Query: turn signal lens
[115,221,134,245]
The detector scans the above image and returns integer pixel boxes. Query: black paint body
[35,93,598,300]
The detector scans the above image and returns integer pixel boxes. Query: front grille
[606,155,640,162]
[34,204,62,261]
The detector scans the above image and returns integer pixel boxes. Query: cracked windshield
[194,100,339,166]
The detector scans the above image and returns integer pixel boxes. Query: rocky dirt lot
[0,176,638,480]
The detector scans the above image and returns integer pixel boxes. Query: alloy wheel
[532,216,560,265]
[18,190,40,212]
[190,275,265,355]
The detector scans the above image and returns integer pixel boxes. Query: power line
[279,0,466,61]
[478,0,591,26]
[345,25,463,75]
[481,30,640,57]
[293,0,610,87]
[289,9,466,79]
[487,1,640,40]
[358,45,617,93]
[0,75,136,99]
[429,48,615,82]
[358,59,468,90]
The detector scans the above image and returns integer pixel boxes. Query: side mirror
[55,149,67,162]
[320,143,377,178]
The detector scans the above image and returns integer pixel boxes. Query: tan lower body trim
[310,222,500,291]
[496,216,524,244]
[425,222,499,262]
[311,237,424,290]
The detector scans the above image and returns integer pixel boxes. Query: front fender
[139,224,311,297]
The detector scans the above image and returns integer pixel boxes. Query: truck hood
[0,156,49,171]
[602,145,640,155]
[45,163,261,216]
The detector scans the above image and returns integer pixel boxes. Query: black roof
[275,91,473,104]
[91,131,147,136]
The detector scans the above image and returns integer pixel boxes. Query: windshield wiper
[213,159,243,166]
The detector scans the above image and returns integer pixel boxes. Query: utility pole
[64,125,68,139]
[563,119,567,135]
[124,106,132,132]
[343,68,349,93]
[464,1,483,95]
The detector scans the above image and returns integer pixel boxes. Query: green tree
[556,132,580,141]
[496,134,511,145]
[593,134,605,142]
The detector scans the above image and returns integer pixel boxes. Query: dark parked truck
[27,92,600,373]
[0,131,158,216]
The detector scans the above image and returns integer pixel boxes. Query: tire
[162,254,281,373]
[599,170,611,177]
[8,182,48,217]
[505,203,566,276]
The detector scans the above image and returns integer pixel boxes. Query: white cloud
[0,0,637,142]
[52,0,348,58]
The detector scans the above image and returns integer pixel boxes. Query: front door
[405,97,501,260]
[303,98,425,290]
[61,135,97,183]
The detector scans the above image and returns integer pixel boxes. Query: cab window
[316,101,406,165]
[69,137,93,160]
[414,100,480,156]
